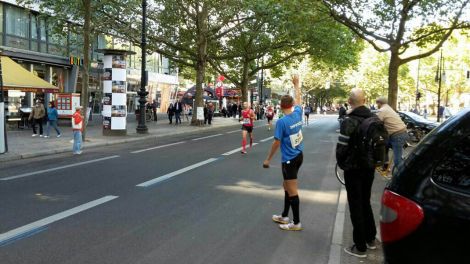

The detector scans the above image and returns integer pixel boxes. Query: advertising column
[98,49,134,136]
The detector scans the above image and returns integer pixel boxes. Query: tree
[209,0,362,103]
[19,0,123,139]
[139,0,252,125]
[322,0,470,110]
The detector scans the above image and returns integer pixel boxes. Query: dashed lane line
[136,158,218,187]
[221,143,259,156]
[0,196,118,246]
[191,134,223,141]
[0,156,120,181]
[259,136,274,142]
[131,142,185,154]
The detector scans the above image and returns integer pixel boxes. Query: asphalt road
[0,117,342,264]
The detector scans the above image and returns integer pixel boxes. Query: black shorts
[242,125,253,133]
[281,152,303,180]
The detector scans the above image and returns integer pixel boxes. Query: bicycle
[145,107,154,122]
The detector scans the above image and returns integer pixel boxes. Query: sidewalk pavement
[0,113,246,162]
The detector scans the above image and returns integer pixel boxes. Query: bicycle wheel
[145,112,152,122]
[335,163,345,185]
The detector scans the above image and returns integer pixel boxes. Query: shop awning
[1,56,59,93]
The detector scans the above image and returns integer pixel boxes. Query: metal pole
[437,49,442,123]
[136,0,148,133]
[415,57,420,110]
[0,54,7,153]
[259,59,264,105]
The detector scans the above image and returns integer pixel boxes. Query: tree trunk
[191,3,208,126]
[191,60,205,125]
[81,0,91,140]
[240,59,250,103]
[388,52,401,111]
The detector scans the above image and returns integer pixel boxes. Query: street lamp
[0,53,7,153]
[136,0,148,134]
[435,49,444,122]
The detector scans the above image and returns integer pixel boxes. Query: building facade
[0,0,178,122]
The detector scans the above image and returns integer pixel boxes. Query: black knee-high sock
[290,195,300,224]
[282,191,290,217]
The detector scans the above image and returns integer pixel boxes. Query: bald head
[348,88,365,108]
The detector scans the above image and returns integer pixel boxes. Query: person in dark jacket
[167,103,174,124]
[232,103,238,119]
[336,88,377,258]
[173,99,183,124]
[45,101,61,138]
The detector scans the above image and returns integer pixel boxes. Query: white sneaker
[57,134,61,138]
[39,135,44,137]
[279,222,303,231]
[32,134,38,137]
[272,215,289,224]
[44,135,49,138]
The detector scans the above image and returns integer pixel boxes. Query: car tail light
[380,189,424,243]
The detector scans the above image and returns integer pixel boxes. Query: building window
[5,5,30,50]
[31,14,39,51]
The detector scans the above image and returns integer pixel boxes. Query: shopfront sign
[215,75,225,98]
[69,56,83,66]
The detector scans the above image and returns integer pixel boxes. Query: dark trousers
[175,112,181,124]
[168,114,173,124]
[153,109,157,121]
[205,114,213,124]
[344,168,377,252]
[32,118,43,135]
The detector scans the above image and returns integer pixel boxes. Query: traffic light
[416,92,422,101]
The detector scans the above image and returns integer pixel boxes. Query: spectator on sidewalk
[336,88,377,258]
[173,99,183,124]
[375,97,408,168]
[72,106,84,155]
[204,102,214,125]
[45,101,61,138]
[29,99,46,137]
[183,104,190,122]
[167,103,174,124]
[232,103,238,119]
[152,99,158,122]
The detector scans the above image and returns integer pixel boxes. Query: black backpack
[353,115,389,168]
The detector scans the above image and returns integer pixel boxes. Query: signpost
[0,55,7,154]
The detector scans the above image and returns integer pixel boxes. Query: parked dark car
[381,108,470,264]
[398,111,438,142]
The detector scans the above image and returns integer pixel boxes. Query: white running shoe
[32,134,38,137]
[44,135,49,138]
[39,135,44,137]
[272,215,289,224]
[57,134,61,138]
[279,222,303,231]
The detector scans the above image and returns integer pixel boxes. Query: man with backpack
[336,88,386,258]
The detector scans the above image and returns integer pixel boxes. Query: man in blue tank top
[263,95,304,231]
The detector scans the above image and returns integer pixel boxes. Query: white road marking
[259,136,274,142]
[136,158,218,187]
[191,134,223,141]
[131,142,185,154]
[221,143,258,156]
[328,186,347,264]
[226,129,240,134]
[0,196,118,245]
[0,156,120,181]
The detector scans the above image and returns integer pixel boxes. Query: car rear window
[432,135,470,194]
